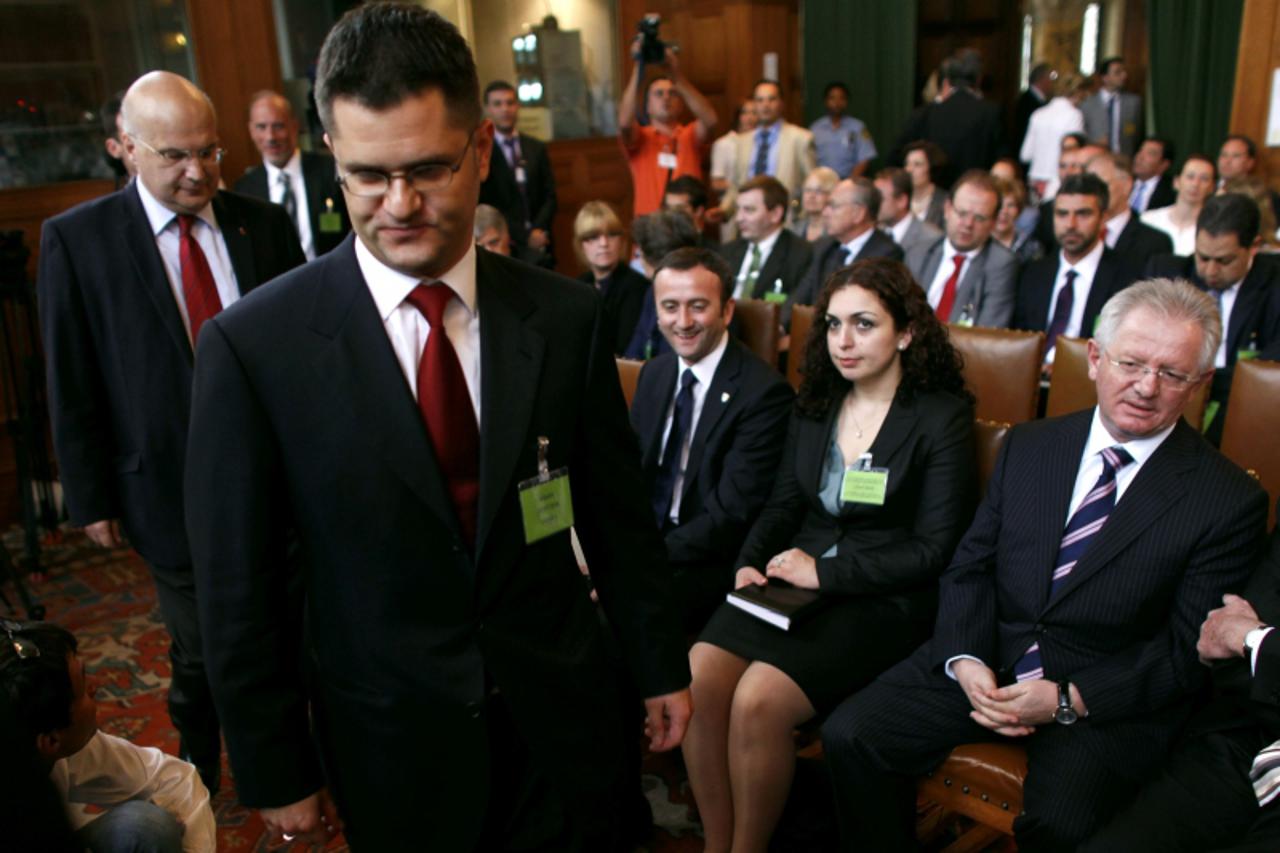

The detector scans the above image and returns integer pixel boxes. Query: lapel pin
[721,392,730,403]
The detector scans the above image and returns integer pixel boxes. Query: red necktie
[935,253,966,321]
[176,215,224,346]
[405,284,480,546]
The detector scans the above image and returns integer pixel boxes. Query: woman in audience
[574,201,648,356]
[681,258,977,853]
[903,140,947,230]
[790,166,840,243]
[1141,154,1216,255]
[992,176,1044,263]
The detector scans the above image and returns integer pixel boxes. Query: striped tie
[1014,445,1134,682]
[1251,739,1280,805]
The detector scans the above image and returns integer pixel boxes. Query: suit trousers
[147,560,220,779]
[820,648,1139,853]
[1081,727,1280,852]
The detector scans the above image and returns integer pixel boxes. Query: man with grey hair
[822,277,1268,851]
[37,70,304,796]
[473,203,512,256]
[793,176,902,310]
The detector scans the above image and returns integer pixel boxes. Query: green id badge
[764,291,787,304]
[1201,400,1221,433]
[319,198,342,233]
[1237,349,1260,362]
[840,452,889,505]
[518,437,574,544]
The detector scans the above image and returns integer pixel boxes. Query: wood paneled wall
[1230,0,1280,186]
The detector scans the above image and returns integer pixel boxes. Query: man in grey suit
[875,167,941,257]
[1081,58,1142,156]
[907,170,1017,328]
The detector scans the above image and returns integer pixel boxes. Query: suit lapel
[474,251,546,562]
[1029,412,1093,609]
[681,341,742,501]
[1032,257,1060,329]
[953,244,987,316]
[1228,265,1269,356]
[634,355,678,469]
[920,240,943,291]
[755,232,788,298]
[119,185,194,363]
[1083,251,1120,329]
[1114,217,1137,256]
[213,192,258,297]
[306,241,463,544]
[301,153,327,235]
[858,394,917,503]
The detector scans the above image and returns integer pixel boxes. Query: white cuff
[944,654,985,681]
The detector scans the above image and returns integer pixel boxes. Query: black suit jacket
[184,238,689,847]
[893,88,1006,183]
[931,411,1267,768]
[233,151,350,256]
[1014,89,1047,160]
[38,184,304,567]
[1111,214,1174,280]
[1032,197,1057,255]
[631,338,793,568]
[578,264,649,356]
[792,230,904,309]
[718,229,814,303]
[1147,173,1176,212]
[1012,246,1134,339]
[479,133,557,249]
[738,390,976,627]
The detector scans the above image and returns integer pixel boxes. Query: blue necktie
[753,128,770,177]
[1015,446,1134,681]
[652,369,697,525]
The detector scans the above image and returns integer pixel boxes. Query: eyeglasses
[1103,354,1201,388]
[131,136,225,166]
[337,131,476,198]
[2,619,39,660]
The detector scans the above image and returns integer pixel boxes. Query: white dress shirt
[734,226,784,297]
[888,214,916,247]
[356,237,482,425]
[1103,209,1131,249]
[264,148,316,260]
[660,330,729,522]
[135,179,240,345]
[1209,280,1243,368]
[840,228,875,265]
[925,240,974,311]
[52,731,215,853]
[1046,240,1105,360]
[1140,206,1197,256]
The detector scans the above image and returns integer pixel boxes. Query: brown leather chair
[615,358,643,410]
[735,298,781,367]
[787,304,816,391]
[1220,358,1280,528]
[974,419,1010,498]
[1046,336,1210,426]
[947,325,1044,425]
[917,743,1027,850]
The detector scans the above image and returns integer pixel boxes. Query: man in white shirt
[2,619,214,852]
[822,278,1267,851]
[233,90,350,259]
[718,175,813,304]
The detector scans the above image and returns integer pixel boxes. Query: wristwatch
[1054,680,1078,725]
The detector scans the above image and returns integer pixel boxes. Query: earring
[897,342,907,351]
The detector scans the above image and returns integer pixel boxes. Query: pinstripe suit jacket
[931,410,1266,762]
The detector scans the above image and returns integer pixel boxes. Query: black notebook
[726,582,825,631]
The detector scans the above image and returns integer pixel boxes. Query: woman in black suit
[573,200,649,356]
[681,258,977,853]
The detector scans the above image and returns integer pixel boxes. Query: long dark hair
[796,258,971,419]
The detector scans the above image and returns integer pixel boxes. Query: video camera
[637,14,667,64]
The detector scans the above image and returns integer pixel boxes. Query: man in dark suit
[1014,63,1054,165]
[1130,137,1176,213]
[37,71,305,795]
[630,248,792,631]
[718,175,813,307]
[233,90,350,259]
[792,177,901,311]
[1146,194,1280,443]
[893,50,1005,182]
[906,169,1017,328]
[1081,57,1142,156]
[1014,173,1136,366]
[1081,511,1280,851]
[1086,149,1174,280]
[822,277,1269,851]
[1031,141,1105,255]
[184,7,691,850]
[478,80,557,266]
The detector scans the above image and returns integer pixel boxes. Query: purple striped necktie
[1014,445,1134,682]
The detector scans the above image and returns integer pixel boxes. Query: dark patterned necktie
[277,171,299,237]
[652,369,697,525]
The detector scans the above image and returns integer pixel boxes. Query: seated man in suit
[1014,172,1136,369]
[478,80,556,266]
[1146,193,1280,444]
[793,177,902,311]
[623,209,702,361]
[631,247,793,631]
[874,166,941,258]
[1218,134,1280,223]
[1085,149,1174,280]
[1030,139,1104,253]
[906,169,1017,328]
[1130,137,1176,214]
[822,278,1269,852]
[1082,507,1280,852]
[233,90,350,259]
[473,203,545,267]
[718,176,813,307]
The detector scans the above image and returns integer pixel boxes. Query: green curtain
[1148,0,1243,160]
[802,0,917,166]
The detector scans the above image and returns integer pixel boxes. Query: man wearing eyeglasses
[821,278,1268,851]
[183,5,691,851]
[37,70,305,798]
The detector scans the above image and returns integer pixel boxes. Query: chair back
[735,298,781,367]
[974,419,1010,498]
[1220,358,1280,528]
[787,304,816,391]
[1047,336,1210,426]
[947,325,1044,424]
[615,358,643,409]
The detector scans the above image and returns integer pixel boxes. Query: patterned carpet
[5,529,707,852]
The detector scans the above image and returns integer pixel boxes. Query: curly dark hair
[796,258,972,419]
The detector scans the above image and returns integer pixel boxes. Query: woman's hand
[735,567,767,589]
[765,548,819,589]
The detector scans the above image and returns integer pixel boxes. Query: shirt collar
[134,178,217,236]
[842,227,874,258]
[757,121,782,140]
[752,225,783,257]
[682,329,730,378]
[495,129,519,146]
[264,148,302,183]
[356,237,478,322]
[942,238,975,265]
[1105,209,1131,244]
[1083,406,1176,468]
[1059,239,1105,278]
